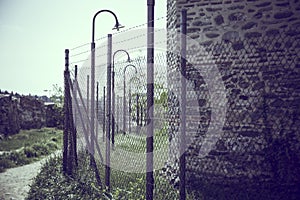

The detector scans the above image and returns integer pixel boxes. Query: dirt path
[0,151,61,200]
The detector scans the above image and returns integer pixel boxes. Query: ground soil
[0,152,60,200]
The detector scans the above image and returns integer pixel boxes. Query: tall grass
[0,128,62,172]
[0,128,61,151]
[26,127,200,199]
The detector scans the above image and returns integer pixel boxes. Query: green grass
[26,152,105,200]
[0,128,61,151]
[114,130,169,153]
[26,126,201,199]
[115,134,146,153]
[0,128,62,172]
[26,153,104,200]
[27,150,200,199]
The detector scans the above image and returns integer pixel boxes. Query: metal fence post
[179,9,187,200]
[87,75,90,146]
[105,33,112,191]
[73,65,78,167]
[103,86,106,142]
[63,49,69,174]
[120,96,123,133]
[141,100,144,126]
[112,70,115,148]
[123,73,126,133]
[129,86,132,133]
[96,81,99,143]
[90,38,96,157]
[146,0,155,199]
[67,74,74,176]
[116,95,119,133]
[136,94,140,131]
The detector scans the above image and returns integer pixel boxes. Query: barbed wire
[110,15,166,38]
[70,50,90,57]
[112,28,166,46]
[69,16,166,52]
[69,38,166,67]
[69,59,89,65]
[70,42,90,51]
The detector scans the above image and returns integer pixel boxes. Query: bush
[31,143,50,156]
[14,134,30,140]
[26,153,104,200]
[46,141,58,151]
[6,151,30,166]
[24,146,37,158]
[26,150,201,199]
[0,158,17,172]
[0,128,62,172]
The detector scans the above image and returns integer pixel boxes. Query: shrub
[24,146,37,158]
[31,143,50,156]
[26,153,104,200]
[14,134,30,140]
[46,141,58,151]
[7,151,30,166]
[0,158,16,172]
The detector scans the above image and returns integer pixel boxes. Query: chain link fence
[166,26,300,199]
[62,11,300,199]
[64,17,185,199]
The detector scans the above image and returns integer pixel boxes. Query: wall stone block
[0,92,62,136]
[167,0,300,198]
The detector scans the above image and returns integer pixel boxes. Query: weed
[0,158,16,172]
[0,128,62,172]
[26,128,201,199]
[24,146,37,158]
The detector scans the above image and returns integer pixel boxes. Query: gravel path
[0,151,61,200]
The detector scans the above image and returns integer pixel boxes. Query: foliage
[49,84,64,107]
[27,151,179,200]
[0,128,62,172]
[26,129,201,199]
[26,152,105,200]
[0,128,61,151]
[0,158,16,173]
[110,174,146,200]
[114,130,169,154]
[0,151,31,172]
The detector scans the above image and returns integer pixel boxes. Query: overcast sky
[0,0,166,96]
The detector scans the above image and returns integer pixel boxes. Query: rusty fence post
[73,65,78,167]
[63,49,70,174]
[105,34,112,191]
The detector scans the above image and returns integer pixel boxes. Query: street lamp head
[112,22,125,31]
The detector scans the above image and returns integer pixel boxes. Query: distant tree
[46,84,64,129]
[50,84,64,107]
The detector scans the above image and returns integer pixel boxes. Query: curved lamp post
[123,64,137,134]
[90,9,124,190]
[112,50,131,149]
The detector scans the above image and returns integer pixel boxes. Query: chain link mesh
[66,16,300,199]
[167,27,300,199]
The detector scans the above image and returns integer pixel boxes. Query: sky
[0,0,166,96]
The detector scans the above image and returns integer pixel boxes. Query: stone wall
[0,94,20,135]
[0,92,63,136]
[18,95,46,130]
[167,0,300,199]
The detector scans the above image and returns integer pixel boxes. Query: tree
[50,84,64,107]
